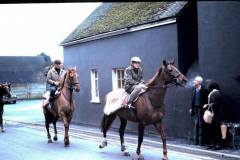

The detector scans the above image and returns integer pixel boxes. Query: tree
[38,52,51,66]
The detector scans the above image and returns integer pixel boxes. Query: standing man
[46,60,65,112]
[189,76,208,145]
[124,56,147,108]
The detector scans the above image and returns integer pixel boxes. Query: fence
[11,83,46,99]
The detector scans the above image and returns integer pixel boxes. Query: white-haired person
[189,76,208,145]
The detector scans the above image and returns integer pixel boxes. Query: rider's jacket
[124,65,143,91]
[46,67,65,90]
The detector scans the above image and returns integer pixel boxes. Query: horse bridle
[61,71,79,104]
[61,71,80,91]
[147,65,184,89]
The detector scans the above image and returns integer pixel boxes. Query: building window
[112,68,125,90]
[90,69,100,103]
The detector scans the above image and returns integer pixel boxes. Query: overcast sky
[0,3,101,61]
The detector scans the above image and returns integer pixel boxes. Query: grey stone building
[61,1,240,139]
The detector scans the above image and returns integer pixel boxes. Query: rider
[124,56,147,109]
[46,59,65,111]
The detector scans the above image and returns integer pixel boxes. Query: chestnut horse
[0,83,11,132]
[99,60,187,160]
[43,67,80,146]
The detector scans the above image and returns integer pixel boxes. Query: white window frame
[90,69,100,103]
[112,68,125,90]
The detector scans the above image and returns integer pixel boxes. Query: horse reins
[148,82,179,89]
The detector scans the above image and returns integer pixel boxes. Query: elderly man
[46,60,65,111]
[124,56,147,109]
[189,76,208,145]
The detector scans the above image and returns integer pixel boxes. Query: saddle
[103,88,147,115]
[42,90,61,108]
[122,88,147,106]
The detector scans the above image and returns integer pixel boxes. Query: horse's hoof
[53,136,58,141]
[1,129,5,133]
[99,140,107,149]
[121,144,126,152]
[162,157,168,160]
[64,141,69,147]
[123,151,130,157]
[64,140,70,147]
[137,154,144,160]
[64,144,69,147]
[48,139,52,143]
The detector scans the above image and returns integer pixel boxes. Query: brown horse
[43,67,80,146]
[99,60,187,160]
[0,83,11,132]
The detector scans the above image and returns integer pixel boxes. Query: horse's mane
[58,71,68,89]
[146,67,162,86]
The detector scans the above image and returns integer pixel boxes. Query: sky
[0,3,101,62]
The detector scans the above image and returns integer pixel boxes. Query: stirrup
[127,103,135,109]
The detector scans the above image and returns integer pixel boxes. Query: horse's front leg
[136,124,145,160]
[119,118,130,156]
[61,112,70,147]
[0,106,4,132]
[154,122,168,160]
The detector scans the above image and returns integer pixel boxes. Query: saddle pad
[103,89,128,115]
[103,87,147,115]
[42,91,50,107]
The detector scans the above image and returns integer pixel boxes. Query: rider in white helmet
[124,56,146,108]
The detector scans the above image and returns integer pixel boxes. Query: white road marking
[20,125,220,160]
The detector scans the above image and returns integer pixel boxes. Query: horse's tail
[100,113,116,132]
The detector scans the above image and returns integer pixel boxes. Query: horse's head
[161,59,187,87]
[67,67,80,92]
[0,83,11,97]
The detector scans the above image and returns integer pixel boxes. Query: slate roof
[0,56,49,83]
[61,1,188,45]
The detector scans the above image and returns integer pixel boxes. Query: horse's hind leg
[154,122,168,160]
[45,121,52,143]
[99,114,116,149]
[119,117,130,156]
[136,124,145,160]
[53,118,58,141]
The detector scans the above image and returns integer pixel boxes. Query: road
[0,100,239,160]
[4,99,44,123]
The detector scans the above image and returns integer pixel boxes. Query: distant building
[61,2,240,139]
[0,56,51,99]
